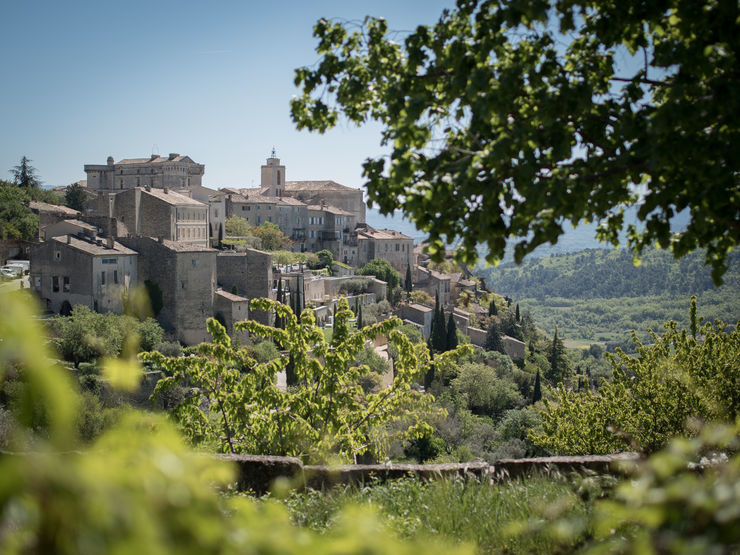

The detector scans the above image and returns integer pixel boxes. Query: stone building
[30,201,81,240]
[216,248,274,325]
[119,237,217,345]
[42,219,98,241]
[84,153,205,193]
[415,266,452,307]
[398,303,434,339]
[342,225,414,274]
[94,187,209,247]
[30,235,138,314]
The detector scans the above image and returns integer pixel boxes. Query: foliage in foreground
[531,298,740,454]
[0,290,469,554]
[148,297,468,462]
[280,475,592,554]
[292,0,738,283]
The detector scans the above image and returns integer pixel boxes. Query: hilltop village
[22,151,523,359]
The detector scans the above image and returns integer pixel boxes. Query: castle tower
[261,147,285,197]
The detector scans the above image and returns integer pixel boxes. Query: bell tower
[261,147,285,197]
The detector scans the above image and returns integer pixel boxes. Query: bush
[451,363,524,419]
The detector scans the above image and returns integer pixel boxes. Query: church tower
[261,148,285,197]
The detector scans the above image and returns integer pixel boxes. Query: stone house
[415,266,452,307]
[214,290,250,343]
[341,224,414,275]
[398,303,434,339]
[30,235,138,314]
[216,249,274,325]
[29,201,81,240]
[84,153,205,192]
[119,237,217,345]
[42,219,98,241]
[92,186,209,247]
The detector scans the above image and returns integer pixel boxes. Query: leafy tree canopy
[360,258,401,289]
[531,297,740,454]
[65,182,88,212]
[0,181,37,240]
[292,0,739,283]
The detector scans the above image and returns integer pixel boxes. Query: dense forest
[478,248,739,299]
[476,249,739,345]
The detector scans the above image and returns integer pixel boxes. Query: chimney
[150,154,158,161]
[66,235,72,244]
[168,153,179,160]
[96,239,103,246]
[163,187,169,194]
[106,237,114,249]
[145,185,151,192]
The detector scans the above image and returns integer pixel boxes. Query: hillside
[476,248,740,345]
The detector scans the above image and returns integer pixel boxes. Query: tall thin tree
[445,312,458,352]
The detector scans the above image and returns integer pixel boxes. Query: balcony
[319,230,341,241]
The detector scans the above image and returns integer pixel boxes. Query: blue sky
[1,0,453,191]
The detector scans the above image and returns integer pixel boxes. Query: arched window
[277,171,281,186]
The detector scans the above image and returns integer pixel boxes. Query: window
[242,206,247,211]
[52,276,59,292]
[54,251,61,260]
[102,258,117,265]
[63,276,70,292]
[101,271,106,285]
[396,244,400,251]
[113,271,118,284]
[192,258,200,267]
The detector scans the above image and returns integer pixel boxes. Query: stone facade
[84,153,204,193]
[30,235,138,314]
[30,201,81,240]
[101,187,209,247]
[344,225,414,275]
[214,290,250,344]
[416,266,452,307]
[216,249,274,325]
[398,303,434,339]
[119,237,217,345]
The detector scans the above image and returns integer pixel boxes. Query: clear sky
[1,0,454,191]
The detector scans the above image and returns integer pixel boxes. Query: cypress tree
[405,264,413,293]
[547,327,571,384]
[275,278,284,328]
[445,312,458,352]
[532,370,542,402]
[285,353,297,387]
[218,223,223,249]
[484,321,505,354]
[431,294,447,352]
[515,303,520,322]
[357,303,363,329]
[489,300,497,316]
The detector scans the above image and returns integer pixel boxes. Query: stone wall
[214,290,250,344]
[468,326,487,347]
[120,237,217,344]
[217,453,640,494]
[216,248,273,325]
[30,240,93,313]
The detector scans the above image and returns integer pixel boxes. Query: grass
[272,475,605,553]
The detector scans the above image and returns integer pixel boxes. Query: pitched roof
[29,201,80,216]
[141,187,205,206]
[52,235,138,256]
[116,155,198,165]
[60,219,97,232]
[358,227,413,241]
[285,180,360,193]
[306,204,353,216]
[216,290,248,302]
[155,238,215,252]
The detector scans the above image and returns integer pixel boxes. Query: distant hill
[477,248,739,300]
[475,248,739,345]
